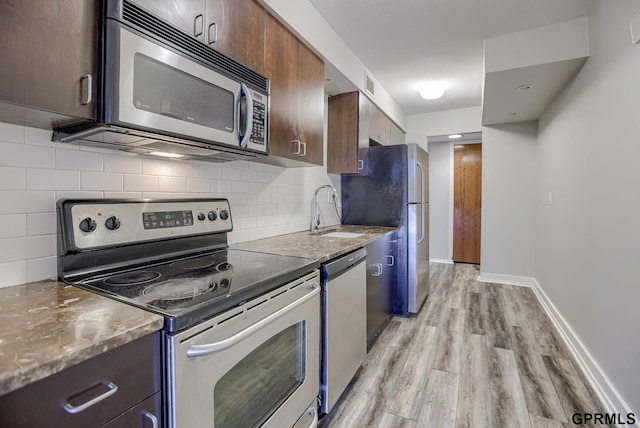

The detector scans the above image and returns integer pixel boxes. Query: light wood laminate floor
[320,263,609,428]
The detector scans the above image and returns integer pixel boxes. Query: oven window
[214,322,306,427]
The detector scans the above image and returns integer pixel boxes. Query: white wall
[536,0,640,413]
[426,142,452,262]
[0,122,340,288]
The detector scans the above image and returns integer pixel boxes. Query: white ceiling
[309,0,595,117]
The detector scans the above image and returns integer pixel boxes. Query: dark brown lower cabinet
[0,332,162,428]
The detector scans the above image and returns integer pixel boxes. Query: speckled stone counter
[0,279,164,397]
[231,225,397,263]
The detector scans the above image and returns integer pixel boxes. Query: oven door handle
[186,284,319,358]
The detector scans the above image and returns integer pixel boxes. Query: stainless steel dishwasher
[320,247,367,414]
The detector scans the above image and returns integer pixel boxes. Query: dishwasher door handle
[187,284,319,357]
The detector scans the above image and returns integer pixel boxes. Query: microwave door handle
[238,83,253,148]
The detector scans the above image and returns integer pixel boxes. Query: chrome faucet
[310,184,341,232]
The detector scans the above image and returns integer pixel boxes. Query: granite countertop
[0,279,164,397]
[231,224,397,263]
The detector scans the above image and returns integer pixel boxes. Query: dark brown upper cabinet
[0,0,98,128]
[327,91,406,174]
[132,0,266,73]
[327,91,370,174]
[265,14,324,166]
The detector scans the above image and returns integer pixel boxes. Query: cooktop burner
[76,248,317,332]
[105,271,161,286]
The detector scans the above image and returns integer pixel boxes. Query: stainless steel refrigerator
[342,143,429,316]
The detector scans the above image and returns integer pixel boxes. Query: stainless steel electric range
[57,198,321,428]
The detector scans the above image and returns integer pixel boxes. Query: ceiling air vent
[364,72,375,98]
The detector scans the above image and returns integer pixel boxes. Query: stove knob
[79,217,97,233]
[208,211,217,221]
[197,213,206,221]
[105,216,120,231]
[219,210,229,220]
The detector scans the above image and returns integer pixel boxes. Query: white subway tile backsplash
[27,212,57,236]
[0,142,55,168]
[0,122,24,144]
[159,176,187,192]
[124,174,159,192]
[55,191,103,201]
[24,127,53,146]
[143,158,174,176]
[0,235,55,263]
[186,178,211,193]
[104,154,142,174]
[173,162,201,178]
[0,215,26,238]
[200,164,221,179]
[81,171,123,191]
[220,167,242,181]
[0,191,55,214]
[56,149,103,171]
[26,256,57,283]
[249,205,264,217]
[0,261,27,288]
[0,166,25,190]
[232,205,249,218]
[27,168,80,191]
[103,192,143,199]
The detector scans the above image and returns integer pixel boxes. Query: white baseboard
[430,258,454,264]
[477,272,535,287]
[530,278,638,425]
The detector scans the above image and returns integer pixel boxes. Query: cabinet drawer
[102,392,162,428]
[0,332,161,428]
[365,231,398,260]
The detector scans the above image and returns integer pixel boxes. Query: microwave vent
[122,0,269,93]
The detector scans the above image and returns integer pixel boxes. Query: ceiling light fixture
[448,134,463,139]
[417,81,450,100]
[506,112,518,116]
[516,84,533,91]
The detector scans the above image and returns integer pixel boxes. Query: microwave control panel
[250,99,266,146]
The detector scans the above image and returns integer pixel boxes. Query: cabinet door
[0,0,97,120]
[132,0,205,40]
[205,0,265,73]
[369,102,391,145]
[296,41,324,165]
[0,333,161,428]
[265,14,300,160]
[390,122,406,145]
[327,91,369,174]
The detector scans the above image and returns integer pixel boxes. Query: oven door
[166,271,320,428]
[104,22,254,151]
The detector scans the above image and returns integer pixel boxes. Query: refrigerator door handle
[416,161,426,244]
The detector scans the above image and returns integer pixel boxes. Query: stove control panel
[64,199,233,250]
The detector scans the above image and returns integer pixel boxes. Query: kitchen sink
[319,231,364,238]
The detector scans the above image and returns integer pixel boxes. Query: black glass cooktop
[76,249,318,333]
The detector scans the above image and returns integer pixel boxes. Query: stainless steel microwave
[53,0,269,162]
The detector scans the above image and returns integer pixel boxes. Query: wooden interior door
[453,143,482,264]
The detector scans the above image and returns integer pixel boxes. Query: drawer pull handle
[142,410,159,428]
[63,381,118,414]
[386,255,395,266]
[372,263,383,276]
